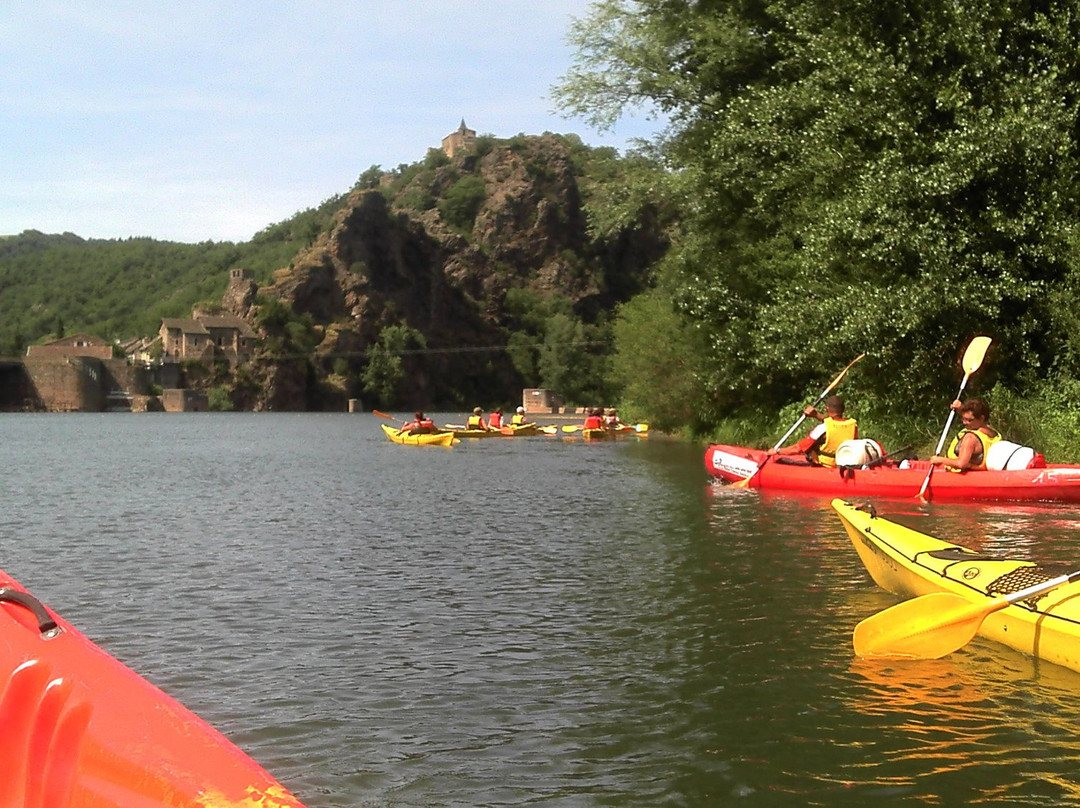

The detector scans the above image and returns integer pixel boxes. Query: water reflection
[6,417,1080,806]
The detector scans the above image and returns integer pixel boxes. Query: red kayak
[0,569,306,807]
[705,443,1080,502]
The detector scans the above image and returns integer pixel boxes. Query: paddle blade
[853,592,999,659]
[635,423,649,433]
[962,336,992,374]
[373,409,399,421]
[562,425,582,433]
[538,425,558,435]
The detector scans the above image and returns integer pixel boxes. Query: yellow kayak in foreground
[833,498,1080,673]
[381,424,456,446]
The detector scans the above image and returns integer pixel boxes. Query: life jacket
[413,417,434,434]
[817,417,857,468]
[489,412,502,428]
[467,415,486,429]
[947,428,1001,470]
[583,414,603,429]
[604,415,619,427]
[511,413,527,425]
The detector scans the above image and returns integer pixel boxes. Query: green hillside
[0,196,346,356]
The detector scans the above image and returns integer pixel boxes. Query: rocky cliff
[221,134,670,410]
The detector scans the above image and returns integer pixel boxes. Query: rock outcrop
[225,134,670,410]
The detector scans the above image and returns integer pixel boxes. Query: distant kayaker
[603,408,623,429]
[511,406,528,426]
[489,408,503,428]
[582,408,604,430]
[467,407,492,431]
[400,411,435,435]
[767,395,857,467]
[930,398,1000,471]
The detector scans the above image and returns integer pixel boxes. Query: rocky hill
[221,134,671,411]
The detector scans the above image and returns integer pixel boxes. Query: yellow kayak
[443,424,501,438]
[499,423,539,436]
[833,498,1080,673]
[381,424,456,446]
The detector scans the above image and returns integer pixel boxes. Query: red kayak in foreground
[705,443,1080,502]
[0,569,306,807]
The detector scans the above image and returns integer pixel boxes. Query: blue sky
[1,2,660,244]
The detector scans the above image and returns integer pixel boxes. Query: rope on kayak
[0,587,60,636]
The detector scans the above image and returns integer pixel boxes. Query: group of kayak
[709,337,1080,677]
[706,341,1079,503]
[379,406,648,446]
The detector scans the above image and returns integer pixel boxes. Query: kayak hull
[499,423,539,436]
[0,571,306,807]
[444,427,500,439]
[382,424,456,446]
[705,444,1080,502]
[833,498,1080,674]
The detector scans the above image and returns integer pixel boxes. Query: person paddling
[582,408,604,430]
[467,407,492,431]
[930,398,1000,471]
[510,406,528,426]
[400,411,435,435]
[767,395,857,467]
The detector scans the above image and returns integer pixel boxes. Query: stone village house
[158,313,257,367]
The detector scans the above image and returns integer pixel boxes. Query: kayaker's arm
[931,432,979,471]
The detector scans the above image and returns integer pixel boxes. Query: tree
[556,0,1080,422]
[361,324,427,407]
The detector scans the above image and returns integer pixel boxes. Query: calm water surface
[4,413,1080,806]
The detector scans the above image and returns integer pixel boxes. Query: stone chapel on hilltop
[441,119,476,158]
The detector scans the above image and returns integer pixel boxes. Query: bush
[438,175,486,231]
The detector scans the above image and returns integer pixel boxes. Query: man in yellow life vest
[768,395,857,467]
[930,397,1000,471]
[510,406,529,426]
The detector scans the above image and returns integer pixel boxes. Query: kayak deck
[0,571,306,807]
[832,498,1080,673]
[382,424,456,446]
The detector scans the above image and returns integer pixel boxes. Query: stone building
[25,333,114,360]
[441,119,477,158]
[159,313,256,367]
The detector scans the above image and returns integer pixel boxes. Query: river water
[4,413,1080,807]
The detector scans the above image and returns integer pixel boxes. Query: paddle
[373,409,402,423]
[916,336,992,500]
[562,425,583,433]
[731,353,866,488]
[538,425,559,435]
[853,569,1080,659]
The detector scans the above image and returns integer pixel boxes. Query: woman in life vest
[400,411,435,435]
[510,406,528,426]
[767,395,857,467]
[582,408,604,430]
[488,408,503,429]
[603,408,623,429]
[930,397,1000,471]
[467,407,491,431]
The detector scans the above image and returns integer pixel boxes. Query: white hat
[516,406,525,412]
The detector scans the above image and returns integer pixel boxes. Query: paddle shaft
[917,337,991,500]
[916,373,971,497]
